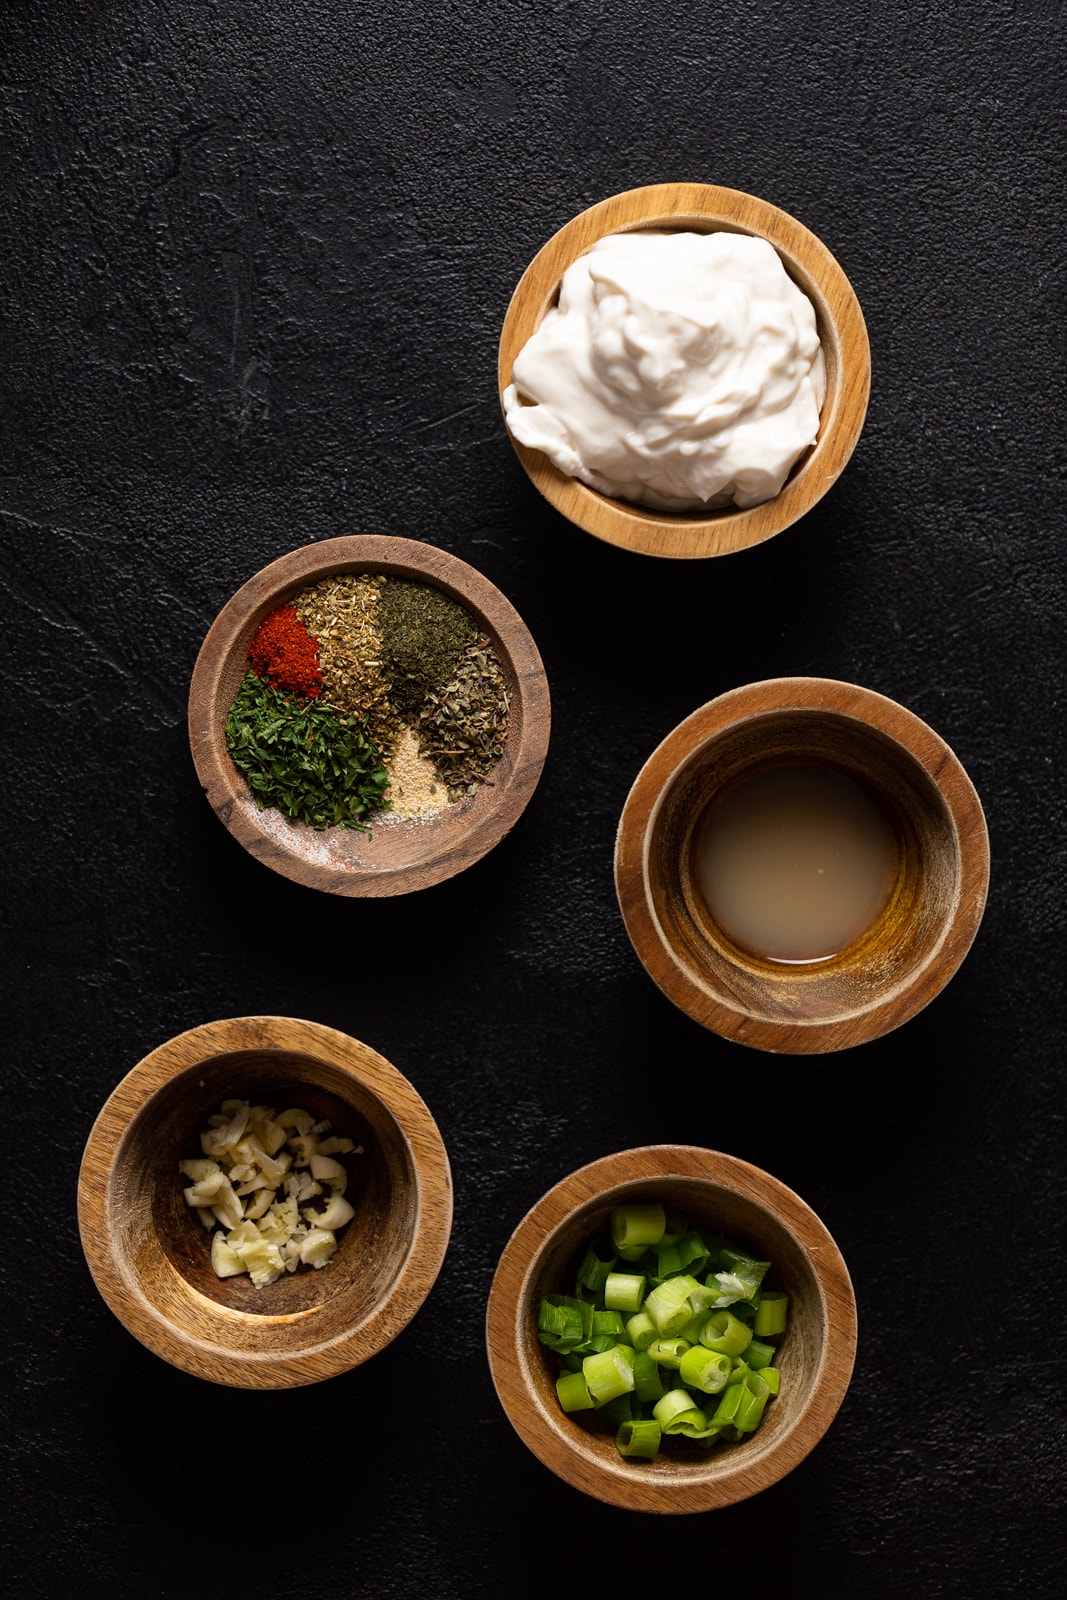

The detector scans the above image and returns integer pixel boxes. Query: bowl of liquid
[614,678,989,1053]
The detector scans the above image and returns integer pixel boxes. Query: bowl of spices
[615,678,990,1053]
[499,182,870,559]
[189,536,551,894]
[486,1145,857,1512]
[77,1016,453,1388]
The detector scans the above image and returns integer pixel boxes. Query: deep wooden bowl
[486,1145,856,1512]
[189,536,551,895]
[615,678,989,1053]
[77,1017,453,1388]
[499,182,870,559]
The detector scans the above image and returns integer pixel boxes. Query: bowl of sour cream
[499,183,870,559]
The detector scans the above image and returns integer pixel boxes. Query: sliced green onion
[645,1273,702,1336]
[699,1309,753,1358]
[632,1349,667,1403]
[760,1366,781,1395]
[745,1338,776,1369]
[556,1370,595,1412]
[754,1290,789,1337]
[537,1294,591,1351]
[598,1392,635,1428]
[583,1344,636,1405]
[647,1337,690,1369]
[591,1309,627,1342]
[656,1229,711,1281]
[625,1309,658,1351]
[659,1211,689,1246]
[616,1419,662,1459]
[678,1345,733,1395]
[611,1202,666,1251]
[575,1236,616,1295]
[604,1271,646,1315]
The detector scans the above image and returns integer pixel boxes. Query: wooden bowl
[615,678,989,1053]
[486,1145,856,1512]
[77,1017,453,1388]
[498,182,870,559]
[188,536,551,895]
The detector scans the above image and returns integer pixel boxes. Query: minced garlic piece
[179,1100,361,1287]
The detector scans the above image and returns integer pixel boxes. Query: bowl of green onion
[486,1146,856,1512]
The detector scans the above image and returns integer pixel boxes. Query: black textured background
[3,2,1065,1595]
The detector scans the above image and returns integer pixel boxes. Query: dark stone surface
[2,2,1064,1595]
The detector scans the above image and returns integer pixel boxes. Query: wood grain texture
[615,678,990,1054]
[188,536,551,895]
[485,1145,857,1513]
[77,1017,453,1388]
[498,182,870,559]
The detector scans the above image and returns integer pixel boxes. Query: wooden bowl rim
[77,1016,453,1387]
[188,535,551,896]
[614,677,990,1053]
[485,1144,857,1512]
[498,182,871,559]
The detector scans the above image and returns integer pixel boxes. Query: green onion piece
[537,1295,591,1351]
[659,1211,689,1246]
[745,1338,776,1369]
[736,1374,771,1433]
[625,1309,658,1351]
[633,1349,667,1404]
[614,1242,649,1262]
[678,1310,712,1345]
[656,1229,711,1281]
[647,1337,690,1369]
[754,1291,789,1337]
[699,1310,753,1358]
[645,1273,702,1336]
[708,1382,747,1431]
[604,1272,646,1315]
[559,1351,584,1373]
[591,1309,628,1342]
[598,1393,635,1428]
[556,1370,596,1412]
[678,1345,732,1395]
[611,1203,667,1251]
[616,1419,662,1459]
[653,1388,702,1428]
[583,1345,636,1406]
[760,1366,781,1395]
[575,1236,616,1295]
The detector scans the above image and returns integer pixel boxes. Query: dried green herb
[225,671,390,831]
[377,578,476,715]
[413,634,510,800]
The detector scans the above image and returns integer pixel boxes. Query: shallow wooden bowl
[486,1145,856,1512]
[189,536,551,894]
[77,1017,453,1388]
[615,678,989,1053]
[499,182,870,559]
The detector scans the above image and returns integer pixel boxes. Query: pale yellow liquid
[695,766,897,963]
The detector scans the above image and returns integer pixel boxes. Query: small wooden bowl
[77,1017,453,1388]
[189,536,551,895]
[486,1145,857,1512]
[499,182,870,559]
[615,678,989,1053]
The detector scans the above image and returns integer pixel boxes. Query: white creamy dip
[503,230,826,512]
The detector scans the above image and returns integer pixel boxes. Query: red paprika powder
[248,604,323,698]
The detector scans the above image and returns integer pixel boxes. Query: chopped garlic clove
[316,1137,355,1156]
[299,1229,337,1269]
[243,1188,274,1221]
[310,1154,346,1185]
[276,1108,314,1135]
[179,1158,221,1183]
[312,1192,355,1231]
[211,1233,246,1278]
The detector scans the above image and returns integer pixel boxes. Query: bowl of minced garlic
[77,1016,453,1388]
[189,536,551,894]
